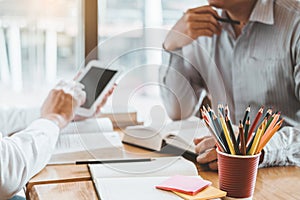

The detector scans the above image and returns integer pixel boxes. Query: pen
[215,17,240,25]
[76,158,154,165]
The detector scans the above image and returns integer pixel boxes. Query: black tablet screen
[79,67,117,108]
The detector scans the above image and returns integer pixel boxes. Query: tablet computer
[75,60,120,117]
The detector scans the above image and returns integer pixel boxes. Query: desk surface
[27,141,300,200]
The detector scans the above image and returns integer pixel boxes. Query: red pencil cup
[217,149,260,200]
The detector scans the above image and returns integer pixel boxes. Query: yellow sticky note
[173,186,227,200]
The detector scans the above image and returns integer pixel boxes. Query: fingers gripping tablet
[75,60,120,117]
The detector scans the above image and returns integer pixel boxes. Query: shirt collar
[249,0,274,25]
[220,0,274,25]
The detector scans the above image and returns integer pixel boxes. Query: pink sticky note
[155,175,211,196]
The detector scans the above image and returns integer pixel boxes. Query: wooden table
[27,143,300,200]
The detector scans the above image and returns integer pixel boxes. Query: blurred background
[0,0,207,120]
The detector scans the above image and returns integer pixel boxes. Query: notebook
[89,156,225,200]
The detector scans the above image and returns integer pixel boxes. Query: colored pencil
[224,104,230,118]
[256,119,283,153]
[237,105,250,145]
[242,105,251,126]
[244,117,250,142]
[204,119,226,152]
[219,113,236,155]
[239,121,246,155]
[246,107,264,146]
[225,114,240,154]
[264,112,280,135]
[248,120,266,155]
[212,113,230,153]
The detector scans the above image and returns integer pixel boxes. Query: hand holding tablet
[75,60,120,117]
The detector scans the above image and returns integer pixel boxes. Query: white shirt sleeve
[0,107,40,136]
[0,119,59,199]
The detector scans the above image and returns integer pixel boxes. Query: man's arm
[259,126,300,167]
[0,81,85,199]
[260,27,300,167]
[160,6,221,120]
[0,107,40,137]
[159,49,207,120]
[0,119,59,199]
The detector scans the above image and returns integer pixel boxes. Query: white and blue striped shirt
[160,0,300,167]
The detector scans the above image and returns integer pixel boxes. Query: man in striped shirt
[160,0,300,170]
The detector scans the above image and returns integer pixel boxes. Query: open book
[122,117,210,157]
[89,156,226,200]
[49,118,123,164]
[99,106,143,128]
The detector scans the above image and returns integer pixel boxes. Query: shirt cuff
[26,118,59,136]
[259,133,287,168]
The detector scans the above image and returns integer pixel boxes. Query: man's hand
[41,81,86,129]
[194,136,218,170]
[164,6,222,51]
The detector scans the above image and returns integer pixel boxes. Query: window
[0,0,207,117]
[0,0,83,107]
[98,0,207,120]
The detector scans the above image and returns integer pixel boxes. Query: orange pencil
[256,119,283,153]
[264,112,280,136]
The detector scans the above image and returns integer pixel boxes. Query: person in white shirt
[0,81,96,199]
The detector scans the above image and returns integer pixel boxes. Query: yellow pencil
[248,120,266,155]
[219,113,235,155]
[256,119,283,153]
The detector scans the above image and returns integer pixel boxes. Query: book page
[61,118,113,135]
[122,125,164,151]
[89,156,198,179]
[163,119,210,153]
[49,117,123,164]
[95,177,181,200]
[53,131,122,154]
